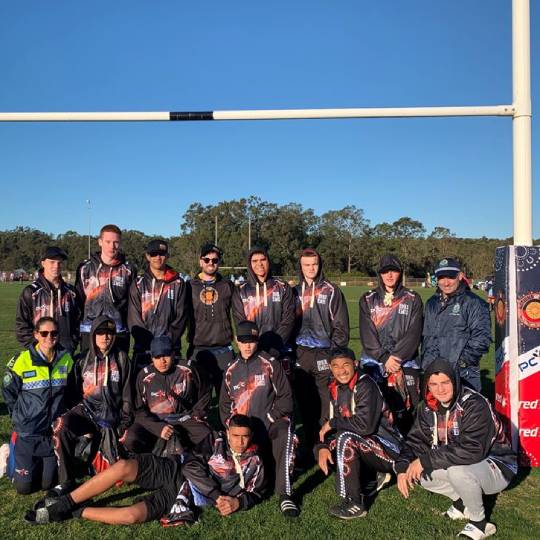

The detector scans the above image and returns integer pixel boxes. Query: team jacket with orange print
[233,280,295,352]
[16,271,80,353]
[219,351,293,430]
[359,283,423,364]
[76,252,136,334]
[187,274,235,348]
[134,361,211,437]
[128,267,187,353]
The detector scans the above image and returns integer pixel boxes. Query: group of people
[2,223,516,539]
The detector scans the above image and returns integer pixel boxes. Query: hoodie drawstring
[151,278,165,314]
[301,282,315,310]
[255,282,268,308]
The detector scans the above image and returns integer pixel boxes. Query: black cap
[200,243,222,259]
[95,319,116,334]
[41,246,67,261]
[435,257,462,278]
[329,347,356,363]
[236,320,259,343]
[378,254,402,273]
[146,239,169,255]
[150,336,173,357]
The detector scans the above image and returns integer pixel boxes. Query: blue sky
[0,1,538,239]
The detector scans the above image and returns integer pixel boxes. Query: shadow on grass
[0,402,7,416]
[481,369,494,400]
[294,467,327,505]
[506,466,531,491]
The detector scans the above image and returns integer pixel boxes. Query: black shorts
[134,454,183,521]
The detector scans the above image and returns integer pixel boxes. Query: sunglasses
[201,257,219,264]
[95,329,115,336]
[38,330,58,338]
[148,251,167,257]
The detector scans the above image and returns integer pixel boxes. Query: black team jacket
[395,359,517,481]
[187,272,235,349]
[232,248,295,353]
[219,350,293,430]
[15,271,80,353]
[128,266,187,354]
[359,261,423,364]
[76,252,136,335]
[133,360,211,437]
[293,250,349,350]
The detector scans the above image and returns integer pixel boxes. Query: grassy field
[0,282,538,539]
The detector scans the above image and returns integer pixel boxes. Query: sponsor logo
[112,276,124,287]
[254,374,266,387]
[22,370,37,379]
[15,468,29,476]
[232,382,245,391]
[451,421,460,436]
[520,400,539,410]
[110,370,120,383]
[199,286,219,305]
[517,292,540,329]
[519,427,539,437]
[151,391,165,398]
[317,294,327,305]
[495,296,506,327]
[451,304,461,315]
[398,303,409,316]
[495,393,508,408]
[519,350,540,373]
[167,288,174,300]
[272,291,281,302]
[317,359,329,372]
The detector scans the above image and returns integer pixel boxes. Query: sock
[470,519,487,532]
[452,498,465,513]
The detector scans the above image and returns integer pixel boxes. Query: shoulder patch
[6,355,16,369]
[3,372,13,386]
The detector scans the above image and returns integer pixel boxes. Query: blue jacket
[422,282,491,370]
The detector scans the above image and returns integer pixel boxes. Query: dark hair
[228,414,252,431]
[34,316,58,332]
[99,224,122,237]
[300,248,319,259]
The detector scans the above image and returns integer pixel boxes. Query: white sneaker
[0,443,9,478]
[458,522,497,539]
[445,504,470,520]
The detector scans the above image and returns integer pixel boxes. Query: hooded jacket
[76,252,136,334]
[133,360,211,437]
[74,315,133,429]
[187,273,235,348]
[422,281,491,370]
[293,250,349,349]
[316,368,403,457]
[359,256,423,364]
[128,266,187,353]
[232,248,295,352]
[15,271,80,353]
[220,350,293,430]
[395,359,516,481]
[2,344,75,436]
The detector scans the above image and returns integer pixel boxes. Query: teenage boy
[16,247,80,353]
[128,239,187,368]
[220,320,299,518]
[123,336,212,458]
[316,348,403,520]
[396,358,516,539]
[76,224,136,354]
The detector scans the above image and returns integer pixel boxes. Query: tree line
[0,197,517,279]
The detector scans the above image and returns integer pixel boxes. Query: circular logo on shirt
[200,286,219,305]
[495,295,506,327]
[518,292,540,329]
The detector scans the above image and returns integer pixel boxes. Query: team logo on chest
[254,374,266,387]
[317,294,327,305]
[398,303,409,316]
[200,287,219,305]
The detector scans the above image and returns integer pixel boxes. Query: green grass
[0,283,538,539]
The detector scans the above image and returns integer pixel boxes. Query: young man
[316,348,403,520]
[76,224,136,354]
[293,248,350,456]
[220,320,298,517]
[359,254,423,433]
[3,317,75,494]
[128,239,187,368]
[123,335,212,458]
[52,316,133,493]
[232,247,295,375]
[16,246,80,353]
[396,359,517,539]
[187,243,235,396]
[422,258,491,391]
[28,414,264,526]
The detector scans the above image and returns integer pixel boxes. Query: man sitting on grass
[316,348,403,520]
[26,414,265,527]
[396,359,516,539]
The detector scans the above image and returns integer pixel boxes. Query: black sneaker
[279,496,300,518]
[329,498,368,520]
[365,472,392,497]
[45,481,76,499]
